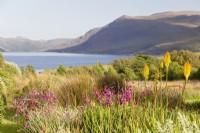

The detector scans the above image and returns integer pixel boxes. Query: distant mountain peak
[52,10,200,55]
[151,11,200,17]
[119,15,133,19]
[16,36,30,40]
[115,15,136,21]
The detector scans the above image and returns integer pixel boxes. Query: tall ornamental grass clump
[22,106,81,133]
[79,104,199,132]
[57,74,95,106]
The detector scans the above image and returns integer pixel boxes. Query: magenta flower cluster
[86,87,115,107]
[85,86,155,107]
[11,89,57,118]
[119,86,133,105]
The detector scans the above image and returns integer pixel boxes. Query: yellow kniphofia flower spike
[183,61,191,81]
[164,51,171,68]
[143,64,149,80]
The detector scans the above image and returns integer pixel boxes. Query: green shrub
[192,68,200,79]
[121,67,138,80]
[107,66,118,76]
[131,54,160,79]
[171,50,200,68]
[112,58,131,73]
[22,106,80,133]
[0,68,16,104]
[92,62,105,77]
[57,65,67,75]
[167,62,183,80]
[4,62,20,75]
[112,55,161,80]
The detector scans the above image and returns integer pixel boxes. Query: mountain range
[1,11,200,55]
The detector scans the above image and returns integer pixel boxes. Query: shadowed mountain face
[1,11,200,54]
[51,11,200,55]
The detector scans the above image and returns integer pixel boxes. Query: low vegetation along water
[0,50,200,133]
[2,52,131,71]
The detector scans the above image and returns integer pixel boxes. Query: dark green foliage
[192,68,200,79]
[167,62,183,80]
[112,58,131,73]
[170,50,200,79]
[184,101,200,112]
[112,54,160,80]
[111,51,200,80]
[112,58,137,79]
[171,50,200,68]
[121,67,138,80]
[137,55,158,74]
[131,54,160,76]
[57,65,67,75]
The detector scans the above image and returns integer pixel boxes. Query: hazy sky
[0,0,200,40]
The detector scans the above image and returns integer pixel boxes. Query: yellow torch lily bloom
[183,61,191,81]
[143,64,149,80]
[164,51,171,68]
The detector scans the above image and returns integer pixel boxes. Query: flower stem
[179,79,187,107]
[159,69,163,107]
[165,68,169,107]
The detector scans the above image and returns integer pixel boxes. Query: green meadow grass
[0,118,20,133]
[0,110,22,133]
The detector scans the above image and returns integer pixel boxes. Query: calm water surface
[3,52,131,71]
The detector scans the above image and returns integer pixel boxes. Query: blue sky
[0,0,200,40]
